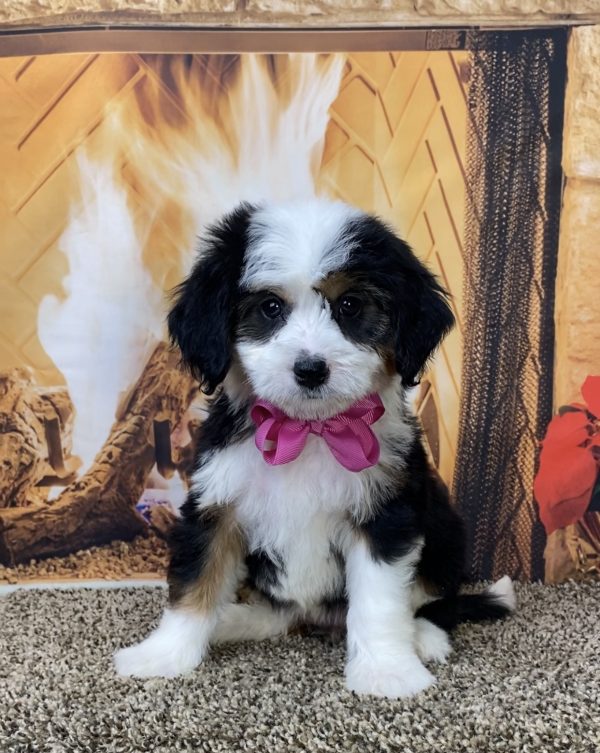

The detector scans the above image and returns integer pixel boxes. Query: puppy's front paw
[345,653,435,698]
[414,617,452,664]
[114,609,210,678]
[114,637,202,679]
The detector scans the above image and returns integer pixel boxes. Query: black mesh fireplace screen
[454,30,567,582]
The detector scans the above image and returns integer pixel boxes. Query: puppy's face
[168,200,454,418]
[233,202,395,418]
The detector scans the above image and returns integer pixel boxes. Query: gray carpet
[1,582,599,753]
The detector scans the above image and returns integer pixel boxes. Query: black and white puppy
[114,199,515,698]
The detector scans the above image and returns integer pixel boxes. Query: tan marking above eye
[314,271,355,302]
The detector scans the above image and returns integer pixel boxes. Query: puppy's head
[168,199,454,418]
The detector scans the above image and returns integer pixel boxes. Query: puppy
[114,199,515,698]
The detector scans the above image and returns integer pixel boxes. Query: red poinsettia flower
[534,375,600,534]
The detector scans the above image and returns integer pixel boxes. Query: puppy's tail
[415,575,516,632]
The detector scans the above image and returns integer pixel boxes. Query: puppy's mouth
[298,385,327,400]
[273,387,366,422]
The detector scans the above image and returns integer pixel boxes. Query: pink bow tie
[250,394,385,472]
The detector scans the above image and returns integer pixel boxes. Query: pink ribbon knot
[250,394,385,472]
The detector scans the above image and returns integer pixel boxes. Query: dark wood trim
[0,26,467,57]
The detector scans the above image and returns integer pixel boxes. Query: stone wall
[555,25,600,405]
[1,0,599,29]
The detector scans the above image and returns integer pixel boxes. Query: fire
[122,53,346,270]
[38,153,163,474]
[37,53,345,497]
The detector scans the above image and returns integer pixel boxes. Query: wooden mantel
[0,0,599,32]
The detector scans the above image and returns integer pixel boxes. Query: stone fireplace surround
[0,0,598,407]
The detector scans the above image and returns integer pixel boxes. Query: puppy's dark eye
[339,295,362,318]
[260,297,283,320]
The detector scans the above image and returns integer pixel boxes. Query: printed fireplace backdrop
[0,29,596,585]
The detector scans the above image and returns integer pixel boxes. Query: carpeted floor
[1,581,599,753]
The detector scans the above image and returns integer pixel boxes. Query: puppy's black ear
[167,203,254,394]
[340,215,455,389]
[394,258,455,388]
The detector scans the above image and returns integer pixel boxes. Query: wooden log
[173,416,203,483]
[0,343,198,566]
[147,503,177,541]
[145,413,204,540]
[0,369,74,508]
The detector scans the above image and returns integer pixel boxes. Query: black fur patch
[167,497,222,605]
[356,436,426,564]
[416,593,512,632]
[245,549,284,595]
[417,468,466,597]
[356,433,465,600]
[236,289,290,343]
[328,543,346,572]
[337,216,455,387]
[358,493,421,565]
[314,595,348,629]
[244,549,294,610]
[167,203,255,394]
[195,392,253,458]
[319,595,347,613]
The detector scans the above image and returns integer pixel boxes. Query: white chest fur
[191,386,412,608]
[194,433,362,608]
[195,433,362,542]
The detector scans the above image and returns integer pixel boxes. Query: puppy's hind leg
[411,581,452,663]
[414,617,452,663]
[211,600,296,645]
[114,504,244,678]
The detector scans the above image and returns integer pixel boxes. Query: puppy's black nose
[293,356,330,389]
